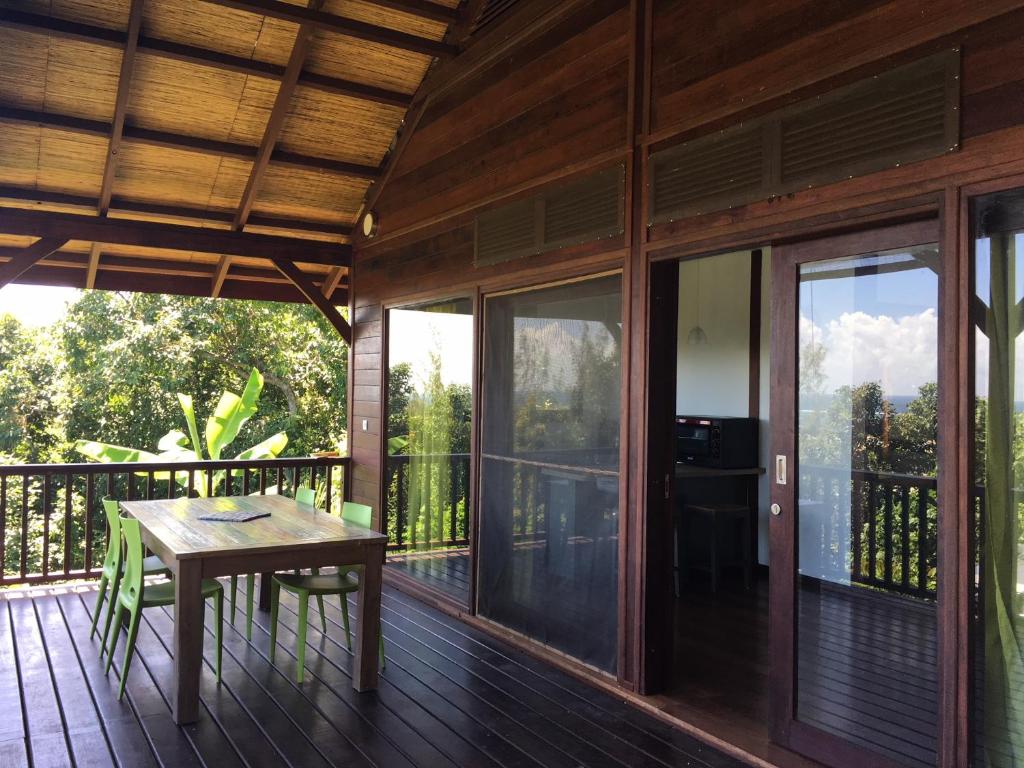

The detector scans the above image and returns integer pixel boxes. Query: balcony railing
[0,456,350,586]
[800,466,938,598]
[386,453,470,552]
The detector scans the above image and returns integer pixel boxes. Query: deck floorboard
[0,580,744,768]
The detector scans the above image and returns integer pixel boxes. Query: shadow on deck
[0,578,745,768]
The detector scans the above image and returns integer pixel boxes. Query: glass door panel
[771,222,942,768]
[385,298,473,605]
[970,189,1024,767]
[479,274,622,672]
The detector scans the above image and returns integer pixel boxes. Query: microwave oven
[675,416,758,468]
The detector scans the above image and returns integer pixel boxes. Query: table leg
[173,559,203,725]
[354,543,383,692]
[259,571,273,611]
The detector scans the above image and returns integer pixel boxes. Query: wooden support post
[275,259,352,344]
[85,243,102,289]
[0,237,69,289]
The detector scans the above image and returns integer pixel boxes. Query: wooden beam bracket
[275,259,352,343]
[0,237,70,288]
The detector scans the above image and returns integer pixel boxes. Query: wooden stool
[681,503,752,592]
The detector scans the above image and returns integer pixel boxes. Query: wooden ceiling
[0,0,475,336]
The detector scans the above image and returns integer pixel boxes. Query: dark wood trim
[275,259,353,343]
[0,238,69,288]
[198,0,457,58]
[448,0,487,48]
[0,186,352,238]
[0,106,380,181]
[97,0,144,216]
[0,207,350,264]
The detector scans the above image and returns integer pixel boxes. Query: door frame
[768,217,953,768]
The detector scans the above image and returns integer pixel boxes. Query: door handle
[770,503,782,517]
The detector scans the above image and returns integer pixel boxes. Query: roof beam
[0,237,69,289]
[198,0,457,58]
[321,266,344,297]
[98,0,145,215]
[0,9,413,108]
[214,0,323,298]
[85,243,101,289]
[0,186,353,238]
[274,258,352,343]
[0,208,351,265]
[0,106,380,180]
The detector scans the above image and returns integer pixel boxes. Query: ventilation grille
[650,51,959,224]
[475,165,624,267]
[474,0,521,33]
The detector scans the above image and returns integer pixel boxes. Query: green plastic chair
[269,500,385,683]
[90,498,169,657]
[104,516,224,700]
[229,486,319,640]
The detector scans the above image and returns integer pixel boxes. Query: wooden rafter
[0,186,352,238]
[0,208,350,265]
[0,107,380,181]
[0,8,413,108]
[0,237,69,289]
[321,266,345,297]
[274,258,352,343]
[213,0,324,298]
[85,243,101,289]
[199,0,457,58]
[98,0,144,216]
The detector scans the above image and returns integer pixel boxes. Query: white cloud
[800,309,938,395]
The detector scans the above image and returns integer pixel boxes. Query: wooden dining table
[119,494,388,725]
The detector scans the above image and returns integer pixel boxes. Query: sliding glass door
[478,274,623,673]
[385,298,473,605]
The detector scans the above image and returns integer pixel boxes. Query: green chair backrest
[118,516,145,608]
[101,498,123,577]
[341,501,372,530]
[295,486,316,508]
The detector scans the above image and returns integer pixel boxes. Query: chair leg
[245,573,255,641]
[230,574,238,624]
[315,595,327,633]
[104,603,124,674]
[269,580,281,664]
[214,591,223,683]
[340,593,352,650]
[89,574,108,639]
[117,609,141,701]
[296,593,309,684]
[99,575,122,658]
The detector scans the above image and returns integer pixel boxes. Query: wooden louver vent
[650,51,960,224]
[475,165,625,267]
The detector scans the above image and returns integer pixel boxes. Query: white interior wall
[676,248,772,565]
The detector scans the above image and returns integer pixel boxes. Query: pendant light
[687,259,708,346]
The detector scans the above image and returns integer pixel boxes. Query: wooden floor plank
[52,593,159,768]
[32,595,117,768]
[0,599,28,750]
[8,597,75,768]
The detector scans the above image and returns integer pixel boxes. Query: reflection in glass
[479,275,622,672]
[796,246,939,767]
[385,299,473,604]
[971,190,1024,767]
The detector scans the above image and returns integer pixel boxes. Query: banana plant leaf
[75,440,183,480]
[157,430,189,451]
[213,431,289,494]
[177,394,204,460]
[206,368,263,460]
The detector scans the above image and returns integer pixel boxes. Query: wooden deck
[386,549,471,603]
[0,578,745,768]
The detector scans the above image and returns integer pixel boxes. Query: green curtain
[982,231,1024,766]
[407,353,454,551]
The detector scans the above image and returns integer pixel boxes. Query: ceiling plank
[85,243,101,289]
[358,0,458,24]
[214,0,324,298]
[0,107,380,180]
[275,258,352,343]
[98,0,145,215]
[0,8,413,108]
[0,237,69,289]
[0,186,353,238]
[199,0,457,58]
[0,208,351,265]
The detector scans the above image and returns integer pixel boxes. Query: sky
[0,284,81,327]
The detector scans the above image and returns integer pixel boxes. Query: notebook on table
[197,510,272,523]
